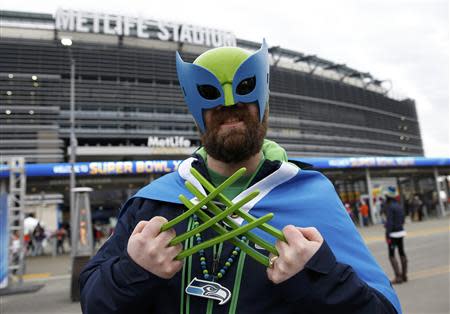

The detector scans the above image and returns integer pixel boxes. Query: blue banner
[0,160,183,178]
[294,156,450,169]
[0,157,449,178]
[0,194,8,288]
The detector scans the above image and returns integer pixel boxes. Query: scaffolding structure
[0,157,43,296]
[7,157,26,284]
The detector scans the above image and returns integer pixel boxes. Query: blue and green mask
[176,40,269,132]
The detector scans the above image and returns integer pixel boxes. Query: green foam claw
[161,167,247,232]
[159,166,284,267]
[184,181,278,255]
[176,213,274,260]
[178,195,270,266]
[169,190,259,246]
[190,167,286,242]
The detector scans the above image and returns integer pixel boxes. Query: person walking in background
[32,222,46,256]
[410,194,423,222]
[24,231,33,256]
[344,202,354,222]
[384,187,408,284]
[55,226,67,255]
[11,231,20,273]
[359,200,369,226]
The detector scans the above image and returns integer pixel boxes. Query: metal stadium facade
[0,9,424,165]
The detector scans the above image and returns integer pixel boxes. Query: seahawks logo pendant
[185,277,231,305]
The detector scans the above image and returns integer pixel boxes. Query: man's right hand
[127,216,183,279]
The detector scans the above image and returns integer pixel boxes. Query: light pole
[61,38,77,254]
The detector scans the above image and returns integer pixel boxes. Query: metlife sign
[55,9,236,48]
[147,136,191,148]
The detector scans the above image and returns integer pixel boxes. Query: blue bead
[201,261,206,266]
[199,250,205,254]
[227,258,234,263]
[223,265,228,270]
[204,274,210,279]
[241,236,247,241]
[196,237,202,242]
[220,269,226,274]
[235,247,241,252]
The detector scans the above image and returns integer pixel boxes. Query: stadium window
[155,79,170,85]
[138,78,153,84]
[82,75,98,81]
[101,76,116,81]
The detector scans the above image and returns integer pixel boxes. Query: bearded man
[80,41,401,314]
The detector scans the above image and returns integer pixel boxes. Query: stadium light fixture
[61,38,73,46]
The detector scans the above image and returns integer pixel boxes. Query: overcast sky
[2,0,449,157]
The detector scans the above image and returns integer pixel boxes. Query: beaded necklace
[184,157,265,308]
[192,214,246,281]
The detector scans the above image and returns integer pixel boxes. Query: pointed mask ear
[232,39,270,122]
[176,52,225,132]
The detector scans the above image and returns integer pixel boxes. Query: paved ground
[1,216,449,313]
[366,217,450,314]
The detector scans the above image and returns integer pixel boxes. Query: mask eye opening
[236,76,256,95]
[197,84,221,100]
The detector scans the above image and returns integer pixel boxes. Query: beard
[201,104,267,163]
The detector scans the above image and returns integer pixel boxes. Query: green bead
[232,250,238,256]
[217,272,223,278]
[200,257,206,261]
[225,262,231,267]
[195,233,201,238]
[203,269,209,274]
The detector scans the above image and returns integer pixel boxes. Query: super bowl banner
[295,156,450,169]
[0,194,8,289]
[0,160,183,178]
[1,157,449,179]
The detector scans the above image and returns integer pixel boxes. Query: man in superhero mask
[80,41,402,314]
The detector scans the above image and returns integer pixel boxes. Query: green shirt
[207,157,265,200]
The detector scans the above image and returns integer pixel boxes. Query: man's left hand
[267,226,323,284]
